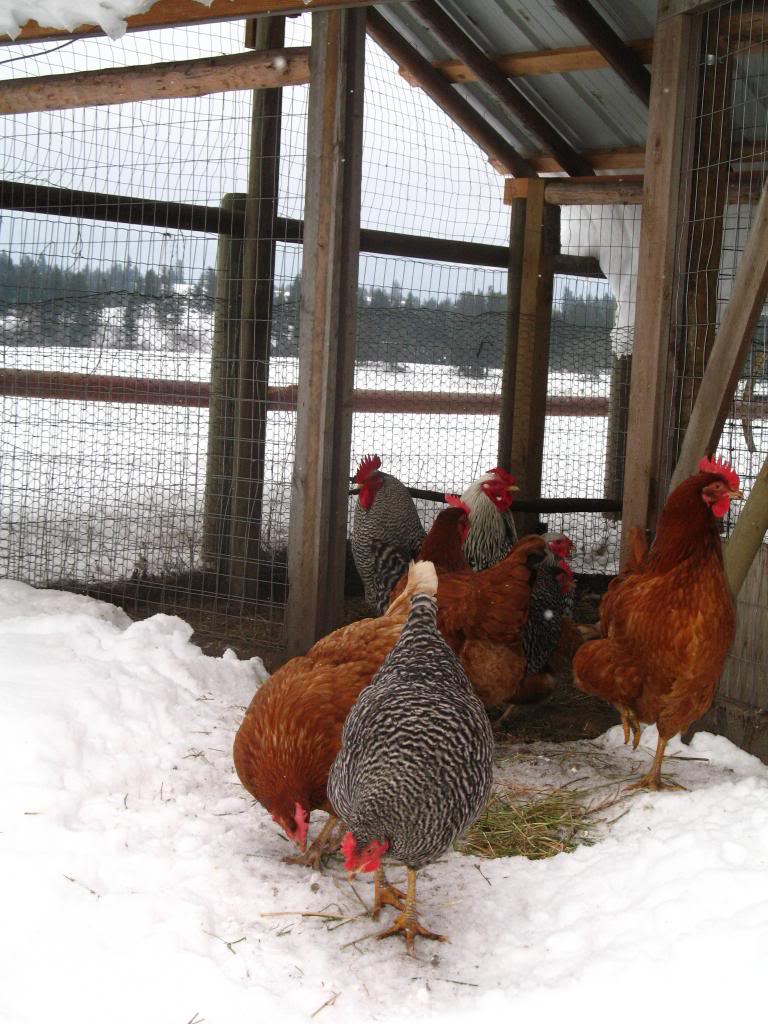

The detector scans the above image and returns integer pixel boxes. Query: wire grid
[1,14,635,652]
[661,0,768,731]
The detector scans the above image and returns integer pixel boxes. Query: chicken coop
[1,0,767,756]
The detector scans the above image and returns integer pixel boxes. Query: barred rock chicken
[460,466,519,572]
[350,454,425,614]
[573,456,742,790]
[327,560,493,953]
[521,533,576,676]
[232,565,432,866]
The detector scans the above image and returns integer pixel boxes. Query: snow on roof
[0,0,176,40]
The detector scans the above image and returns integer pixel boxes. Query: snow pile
[2,580,768,1024]
[0,0,173,39]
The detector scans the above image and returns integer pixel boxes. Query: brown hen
[572,456,742,790]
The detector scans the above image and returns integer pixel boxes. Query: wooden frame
[619,10,702,563]
[284,8,365,657]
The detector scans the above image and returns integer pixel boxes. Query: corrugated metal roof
[374,0,657,170]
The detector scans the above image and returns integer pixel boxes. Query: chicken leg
[284,815,340,869]
[617,704,641,749]
[626,736,685,792]
[372,867,406,919]
[375,867,447,955]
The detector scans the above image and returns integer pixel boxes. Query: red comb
[445,493,471,516]
[354,453,381,484]
[488,466,517,488]
[698,455,740,491]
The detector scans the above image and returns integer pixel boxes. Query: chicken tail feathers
[387,559,437,618]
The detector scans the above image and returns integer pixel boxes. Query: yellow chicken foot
[284,815,340,869]
[625,736,686,792]
[372,867,406,919]
[617,705,642,749]
[375,867,447,956]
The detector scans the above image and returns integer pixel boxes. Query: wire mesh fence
[1,14,637,654]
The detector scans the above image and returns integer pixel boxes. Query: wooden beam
[284,8,365,657]
[670,179,768,490]
[529,147,646,173]
[552,0,651,105]
[506,179,558,535]
[0,47,309,115]
[723,457,768,598]
[366,10,535,178]
[409,0,594,177]
[1,0,393,45]
[0,178,604,276]
[497,198,526,474]
[505,175,643,205]
[658,0,730,20]
[620,11,701,564]
[400,38,654,85]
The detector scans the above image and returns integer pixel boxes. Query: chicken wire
[1,14,632,653]
[660,0,768,754]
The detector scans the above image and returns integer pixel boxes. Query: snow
[2,580,768,1024]
[0,0,170,39]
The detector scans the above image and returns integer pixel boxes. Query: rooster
[327,560,493,954]
[460,466,519,572]
[232,563,433,867]
[572,455,742,790]
[350,454,425,614]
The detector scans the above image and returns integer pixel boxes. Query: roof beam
[366,10,535,177]
[400,38,655,84]
[552,0,651,106]
[0,47,310,115]
[408,0,594,177]
[0,0,394,45]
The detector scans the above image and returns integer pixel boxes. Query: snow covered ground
[2,580,768,1024]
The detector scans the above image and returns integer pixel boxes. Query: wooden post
[497,198,526,473]
[603,352,632,517]
[228,17,284,599]
[673,19,733,453]
[284,8,365,657]
[724,456,768,598]
[504,180,557,537]
[619,11,701,564]
[203,194,243,578]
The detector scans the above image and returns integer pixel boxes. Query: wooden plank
[0,370,612,417]
[507,179,557,535]
[400,39,654,85]
[552,0,651,105]
[229,16,285,600]
[724,456,768,598]
[366,9,535,178]
[529,147,646,173]
[505,175,643,205]
[284,8,365,657]
[410,0,594,177]
[497,198,526,473]
[620,11,701,565]
[670,178,768,489]
[1,0,392,45]
[658,0,734,20]
[0,47,309,115]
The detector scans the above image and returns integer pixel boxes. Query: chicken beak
[349,483,361,495]
[507,484,520,493]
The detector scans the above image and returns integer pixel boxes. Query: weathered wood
[366,9,535,178]
[0,370,612,417]
[229,17,285,600]
[409,0,594,177]
[620,12,701,565]
[670,178,768,489]
[552,0,651,105]
[505,175,643,205]
[1,0,394,44]
[507,180,557,536]
[603,353,632,519]
[658,0,734,20]
[529,147,647,173]
[724,457,768,598]
[284,9,365,657]
[0,48,309,115]
[401,39,654,84]
[672,18,733,455]
[497,199,527,474]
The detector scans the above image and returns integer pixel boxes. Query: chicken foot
[617,704,641,749]
[626,736,685,792]
[284,815,340,869]
[375,867,447,956]
[372,867,406,919]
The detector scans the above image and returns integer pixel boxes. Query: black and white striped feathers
[327,561,493,871]
[351,455,425,614]
[460,468,519,573]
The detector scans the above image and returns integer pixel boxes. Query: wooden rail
[0,369,613,416]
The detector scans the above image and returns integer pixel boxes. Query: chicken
[572,456,742,790]
[521,532,576,676]
[350,454,425,614]
[460,466,519,572]
[327,560,493,954]
[232,563,432,866]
